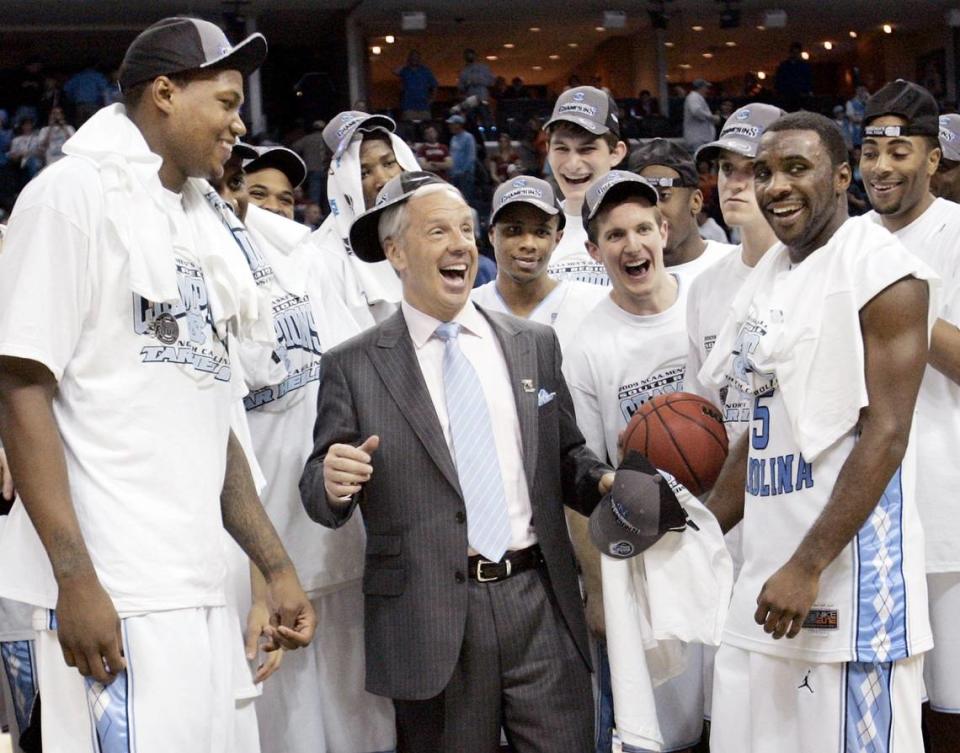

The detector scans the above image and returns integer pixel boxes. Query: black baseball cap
[322,110,397,160]
[545,86,621,138]
[243,146,307,189]
[231,141,258,160]
[589,452,687,559]
[349,171,450,262]
[863,79,939,138]
[119,17,267,91]
[629,138,699,187]
[489,176,566,230]
[581,170,658,228]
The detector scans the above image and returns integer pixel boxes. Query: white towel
[699,216,939,463]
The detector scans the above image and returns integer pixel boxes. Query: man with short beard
[861,80,960,750]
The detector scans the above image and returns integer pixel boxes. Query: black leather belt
[468,544,543,583]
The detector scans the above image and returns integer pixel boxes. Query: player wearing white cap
[564,171,708,753]
[0,18,316,752]
[860,80,960,747]
[472,176,605,350]
[543,86,628,286]
[704,111,934,753]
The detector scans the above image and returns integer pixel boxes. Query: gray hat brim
[200,32,267,79]
[490,198,566,230]
[544,113,609,135]
[694,136,758,163]
[584,180,659,225]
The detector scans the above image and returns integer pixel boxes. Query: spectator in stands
[292,120,329,207]
[719,99,735,120]
[774,42,812,109]
[0,111,12,170]
[13,61,44,125]
[618,105,642,140]
[38,76,62,125]
[488,132,521,184]
[415,123,452,179]
[8,117,43,184]
[37,106,75,166]
[458,48,496,103]
[446,114,477,205]
[846,85,869,147]
[504,77,529,99]
[394,50,438,123]
[636,89,658,117]
[833,104,856,152]
[683,79,720,152]
[63,61,109,125]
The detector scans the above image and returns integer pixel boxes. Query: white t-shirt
[546,208,610,286]
[0,158,236,615]
[668,239,735,286]
[685,246,755,444]
[722,240,932,663]
[241,209,368,595]
[471,279,606,352]
[867,199,960,573]
[564,279,687,466]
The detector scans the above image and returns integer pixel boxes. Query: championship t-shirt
[563,279,687,465]
[471,279,605,352]
[546,207,609,286]
[0,158,236,614]
[867,198,960,573]
[667,239,735,286]
[721,236,932,663]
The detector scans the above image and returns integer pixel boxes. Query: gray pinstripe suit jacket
[299,306,609,701]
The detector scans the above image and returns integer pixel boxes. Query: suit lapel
[481,310,540,491]
[369,311,462,497]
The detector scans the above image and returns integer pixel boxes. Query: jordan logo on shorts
[798,670,814,693]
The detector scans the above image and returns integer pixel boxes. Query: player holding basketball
[472,175,605,350]
[564,170,709,753]
[860,80,960,749]
[543,86,628,286]
[703,111,935,753]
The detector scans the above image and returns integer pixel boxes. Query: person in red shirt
[415,123,452,179]
[488,132,522,184]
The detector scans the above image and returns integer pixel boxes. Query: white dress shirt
[402,298,537,551]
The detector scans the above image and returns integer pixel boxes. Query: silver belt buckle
[475,557,511,582]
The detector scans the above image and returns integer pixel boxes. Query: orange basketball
[621,392,728,496]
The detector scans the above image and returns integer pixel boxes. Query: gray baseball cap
[322,110,396,159]
[489,176,566,230]
[243,145,307,189]
[119,17,267,91]
[940,114,960,162]
[581,170,658,227]
[694,103,786,162]
[589,451,688,559]
[545,86,621,138]
[349,171,450,262]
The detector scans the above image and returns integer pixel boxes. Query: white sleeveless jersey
[723,253,933,664]
[471,279,605,352]
[867,199,960,573]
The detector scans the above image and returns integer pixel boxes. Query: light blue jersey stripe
[845,661,893,753]
[0,639,38,732]
[86,671,131,753]
[854,467,908,662]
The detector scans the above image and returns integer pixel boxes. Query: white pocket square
[537,388,556,407]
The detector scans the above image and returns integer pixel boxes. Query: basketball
[621,392,728,497]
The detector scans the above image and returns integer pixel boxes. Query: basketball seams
[663,400,729,453]
[652,404,705,495]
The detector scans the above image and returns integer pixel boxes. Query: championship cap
[581,170,658,228]
[939,113,960,162]
[694,103,786,162]
[349,171,449,262]
[863,79,939,138]
[119,17,267,91]
[588,451,688,559]
[243,145,307,189]
[489,176,566,230]
[322,111,396,159]
[628,138,699,188]
[544,86,621,138]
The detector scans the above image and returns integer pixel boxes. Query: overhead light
[849,30,858,38]
[665,41,675,47]
[725,41,737,47]
[763,10,787,28]
[603,10,627,28]
[371,46,382,55]
[529,26,541,32]
[385,35,395,43]
[486,55,498,61]
[692,25,704,31]
[503,43,515,48]
[757,71,767,80]
[532,65,543,70]
[568,42,579,47]
[801,51,810,60]
[400,11,426,31]
[595,26,606,31]
[882,23,893,33]
[549,54,560,60]
[756,25,766,31]
[702,52,713,58]
[824,41,833,50]
[679,63,692,69]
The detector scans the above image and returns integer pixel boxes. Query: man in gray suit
[300,171,614,752]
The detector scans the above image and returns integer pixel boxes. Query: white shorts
[35,605,253,753]
[255,582,396,753]
[710,644,924,753]
[924,571,960,713]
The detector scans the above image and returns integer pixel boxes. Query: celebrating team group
[0,14,957,753]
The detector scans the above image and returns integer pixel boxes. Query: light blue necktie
[435,322,512,562]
